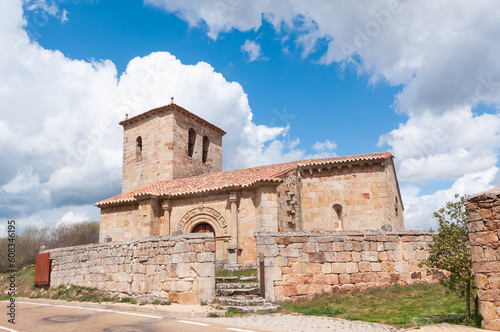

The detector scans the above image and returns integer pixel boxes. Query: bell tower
[120,102,226,193]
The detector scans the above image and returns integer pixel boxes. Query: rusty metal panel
[34,252,50,286]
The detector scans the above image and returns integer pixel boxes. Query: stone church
[96,102,404,268]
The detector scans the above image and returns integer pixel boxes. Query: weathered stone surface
[47,234,215,305]
[466,187,500,331]
[469,231,499,246]
[255,230,435,301]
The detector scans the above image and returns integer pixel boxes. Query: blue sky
[1,0,499,233]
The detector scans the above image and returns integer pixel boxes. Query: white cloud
[0,0,312,231]
[241,39,264,62]
[312,139,337,152]
[402,167,499,230]
[379,108,500,183]
[145,0,500,229]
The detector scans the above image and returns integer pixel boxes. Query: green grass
[278,282,481,328]
[215,268,257,278]
[226,307,245,315]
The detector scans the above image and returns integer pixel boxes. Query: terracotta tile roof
[95,151,392,207]
[119,103,226,135]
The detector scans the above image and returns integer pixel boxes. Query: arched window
[188,128,196,157]
[333,204,342,229]
[136,136,142,161]
[202,136,209,163]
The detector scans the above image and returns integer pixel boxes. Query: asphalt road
[0,301,271,332]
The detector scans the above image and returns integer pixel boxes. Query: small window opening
[202,136,209,163]
[136,136,142,161]
[395,196,399,216]
[188,128,196,157]
[333,204,342,229]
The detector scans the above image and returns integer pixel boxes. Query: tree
[423,194,477,318]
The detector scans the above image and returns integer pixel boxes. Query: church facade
[96,102,404,268]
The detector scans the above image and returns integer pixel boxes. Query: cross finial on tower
[171,96,174,104]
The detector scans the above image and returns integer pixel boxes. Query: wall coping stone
[45,233,215,254]
[466,185,500,202]
[255,230,437,237]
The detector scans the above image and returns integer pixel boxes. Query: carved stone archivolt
[177,206,228,235]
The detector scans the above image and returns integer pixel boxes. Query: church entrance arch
[178,206,228,265]
[177,206,228,236]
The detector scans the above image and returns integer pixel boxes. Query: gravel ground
[201,313,400,332]
[202,314,485,332]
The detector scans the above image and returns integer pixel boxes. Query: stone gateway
[96,102,405,268]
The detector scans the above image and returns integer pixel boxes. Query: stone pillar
[465,186,500,331]
[162,200,172,236]
[227,191,240,269]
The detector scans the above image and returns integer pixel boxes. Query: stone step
[218,304,280,314]
[215,276,239,283]
[216,296,267,306]
[216,287,260,296]
[216,282,258,290]
[239,276,258,282]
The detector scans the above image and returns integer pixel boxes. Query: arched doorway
[192,223,215,234]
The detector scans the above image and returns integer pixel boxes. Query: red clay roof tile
[95,151,392,207]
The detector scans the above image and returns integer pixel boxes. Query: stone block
[352,241,362,252]
[343,242,354,251]
[351,252,361,262]
[359,261,371,272]
[350,273,364,284]
[171,280,192,292]
[339,273,350,284]
[297,284,310,295]
[313,274,327,285]
[403,251,416,261]
[303,243,317,253]
[483,320,500,331]
[474,273,489,290]
[198,277,215,303]
[377,272,391,283]
[345,263,358,274]
[322,263,332,274]
[174,241,190,253]
[478,289,500,301]
[469,231,499,246]
[331,263,346,274]
[306,263,322,275]
[473,262,499,273]
[371,263,382,272]
[179,292,198,305]
[489,275,500,289]
[197,252,215,262]
[191,262,215,277]
[169,292,180,303]
[309,252,326,263]
[332,242,343,252]
[384,242,397,250]
[361,251,378,262]
[291,263,307,274]
[341,284,355,291]
[283,285,298,297]
[325,274,339,285]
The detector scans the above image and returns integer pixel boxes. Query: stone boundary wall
[46,233,215,305]
[466,187,500,331]
[255,230,438,301]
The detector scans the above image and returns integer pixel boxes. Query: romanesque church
[96,102,404,268]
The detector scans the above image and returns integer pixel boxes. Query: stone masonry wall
[465,187,500,331]
[255,230,437,301]
[47,233,215,305]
